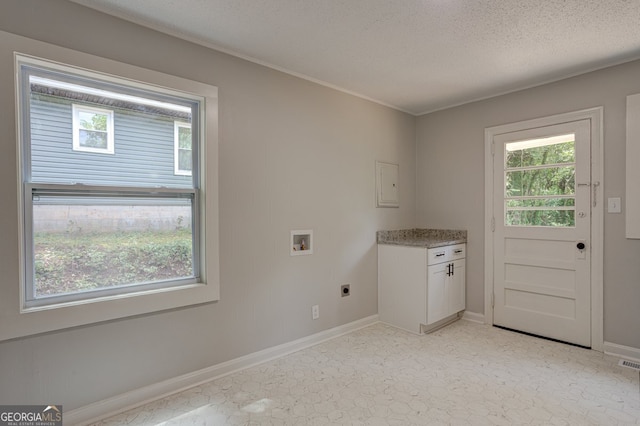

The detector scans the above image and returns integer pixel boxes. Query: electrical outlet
[312,304,319,320]
[341,284,350,297]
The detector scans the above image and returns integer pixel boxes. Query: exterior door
[493,119,591,347]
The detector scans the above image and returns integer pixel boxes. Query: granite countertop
[377,228,467,248]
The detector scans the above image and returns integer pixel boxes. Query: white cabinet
[427,255,465,324]
[378,243,465,334]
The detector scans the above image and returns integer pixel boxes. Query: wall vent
[618,359,640,371]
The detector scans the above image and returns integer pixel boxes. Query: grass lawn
[34,229,193,296]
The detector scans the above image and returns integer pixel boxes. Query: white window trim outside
[3,39,219,343]
[72,103,115,154]
[174,121,192,176]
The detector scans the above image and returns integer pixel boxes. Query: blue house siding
[30,94,192,189]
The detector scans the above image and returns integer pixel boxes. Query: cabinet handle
[436,253,445,257]
[447,263,452,276]
[451,263,454,276]
[454,249,463,254]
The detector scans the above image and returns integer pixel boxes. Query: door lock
[576,241,587,260]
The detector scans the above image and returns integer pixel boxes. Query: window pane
[506,198,575,208]
[32,196,193,298]
[506,166,575,197]
[506,137,575,168]
[178,125,192,149]
[506,209,575,227]
[79,129,108,149]
[78,110,107,131]
[29,75,195,189]
[178,148,192,171]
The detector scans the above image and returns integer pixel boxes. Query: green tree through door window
[505,134,576,227]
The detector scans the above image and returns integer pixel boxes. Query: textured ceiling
[69,0,640,115]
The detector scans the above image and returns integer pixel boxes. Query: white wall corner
[462,311,485,324]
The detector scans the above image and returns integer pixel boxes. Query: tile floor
[95,320,640,425]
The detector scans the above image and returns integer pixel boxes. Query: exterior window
[175,122,192,175]
[17,54,207,309]
[72,104,114,154]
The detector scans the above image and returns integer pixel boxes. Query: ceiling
[69,0,640,115]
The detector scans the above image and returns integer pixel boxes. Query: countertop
[377,228,467,248]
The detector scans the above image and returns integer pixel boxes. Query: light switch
[608,197,621,213]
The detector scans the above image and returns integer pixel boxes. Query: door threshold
[493,325,591,350]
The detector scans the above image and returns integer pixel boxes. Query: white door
[493,119,592,347]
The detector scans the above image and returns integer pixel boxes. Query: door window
[504,133,576,227]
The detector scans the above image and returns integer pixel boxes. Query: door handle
[577,242,586,250]
[446,263,454,276]
[577,181,600,207]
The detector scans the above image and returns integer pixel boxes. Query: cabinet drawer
[450,244,466,260]
[427,243,466,265]
[427,247,448,265]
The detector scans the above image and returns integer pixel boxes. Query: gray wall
[0,1,415,409]
[416,59,640,350]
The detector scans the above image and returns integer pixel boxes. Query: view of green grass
[34,229,193,296]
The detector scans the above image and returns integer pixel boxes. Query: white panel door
[493,119,591,347]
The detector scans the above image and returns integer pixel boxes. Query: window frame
[174,121,192,176]
[71,103,115,154]
[3,45,219,342]
[21,58,202,307]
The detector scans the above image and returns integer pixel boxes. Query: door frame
[484,108,603,351]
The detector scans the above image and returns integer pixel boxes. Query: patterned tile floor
[96,321,640,425]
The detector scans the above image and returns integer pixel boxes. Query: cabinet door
[427,262,448,324]
[449,259,466,314]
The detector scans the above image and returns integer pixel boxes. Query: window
[504,134,576,227]
[72,104,114,154]
[9,48,219,341]
[175,121,192,175]
[20,57,203,307]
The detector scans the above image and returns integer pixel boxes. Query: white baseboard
[462,311,484,324]
[604,341,640,362]
[66,315,379,426]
